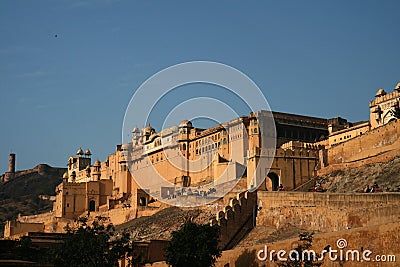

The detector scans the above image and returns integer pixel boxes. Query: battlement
[210,191,257,250]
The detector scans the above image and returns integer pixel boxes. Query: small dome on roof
[77,147,84,155]
[85,149,92,156]
[94,160,101,166]
[121,143,130,150]
[143,124,155,135]
[395,82,400,91]
[179,120,192,128]
[375,88,387,97]
[132,127,140,133]
[62,172,68,179]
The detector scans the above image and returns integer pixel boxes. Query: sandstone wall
[4,221,44,238]
[210,191,257,250]
[320,120,400,175]
[257,192,400,232]
[145,221,400,266]
[215,221,400,267]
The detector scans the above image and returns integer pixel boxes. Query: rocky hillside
[116,206,216,241]
[0,164,65,237]
[317,155,400,192]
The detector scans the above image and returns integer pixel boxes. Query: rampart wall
[210,191,257,250]
[214,221,400,267]
[319,120,400,175]
[4,221,44,238]
[257,191,400,232]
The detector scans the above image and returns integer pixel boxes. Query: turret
[62,172,68,183]
[92,160,101,181]
[4,153,16,182]
[8,153,15,173]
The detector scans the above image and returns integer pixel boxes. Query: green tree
[52,216,137,267]
[164,222,221,267]
[277,232,323,267]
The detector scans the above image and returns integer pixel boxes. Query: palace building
[48,81,400,218]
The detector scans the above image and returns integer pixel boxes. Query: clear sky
[1,0,399,173]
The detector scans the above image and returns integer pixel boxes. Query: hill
[0,164,65,237]
[317,155,400,192]
[115,206,216,241]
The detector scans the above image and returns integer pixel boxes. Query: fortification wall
[145,221,400,267]
[214,221,400,267]
[257,191,400,232]
[210,191,257,250]
[319,120,400,175]
[4,221,44,238]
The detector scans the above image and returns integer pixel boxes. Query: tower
[4,153,16,182]
[132,127,140,145]
[178,120,192,186]
[92,160,101,181]
[8,153,15,173]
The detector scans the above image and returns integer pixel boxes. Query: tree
[277,232,323,267]
[164,222,221,267]
[14,236,46,262]
[52,216,137,267]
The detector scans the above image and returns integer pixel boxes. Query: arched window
[139,197,147,206]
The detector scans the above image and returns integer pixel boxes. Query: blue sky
[1,0,399,173]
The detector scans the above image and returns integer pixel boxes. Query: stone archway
[266,172,280,191]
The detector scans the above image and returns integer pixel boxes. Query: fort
[1,81,400,266]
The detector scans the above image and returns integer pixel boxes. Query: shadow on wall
[234,249,258,267]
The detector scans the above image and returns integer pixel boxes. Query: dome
[375,88,387,97]
[132,127,140,133]
[85,149,92,156]
[121,143,131,150]
[143,124,155,135]
[179,120,192,128]
[395,82,400,91]
[76,147,84,155]
[94,159,101,166]
[62,172,68,179]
